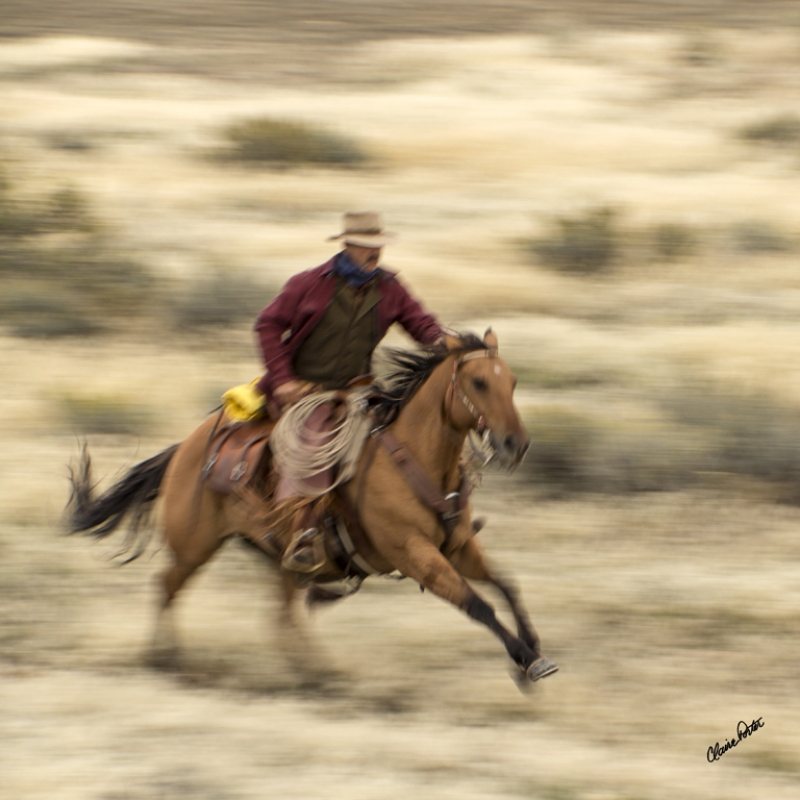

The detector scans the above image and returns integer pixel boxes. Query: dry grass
[2,8,800,800]
[220,118,368,168]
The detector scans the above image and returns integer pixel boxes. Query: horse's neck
[391,358,464,486]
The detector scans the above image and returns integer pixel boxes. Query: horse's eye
[472,377,487,392]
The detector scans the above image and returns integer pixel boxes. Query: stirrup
[281,527,326,574]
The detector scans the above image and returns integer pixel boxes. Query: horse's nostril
[503,434,518,453]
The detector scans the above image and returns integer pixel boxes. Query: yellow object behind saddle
[222,379,266,421]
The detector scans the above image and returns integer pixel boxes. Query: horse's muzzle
[494,432,530,471]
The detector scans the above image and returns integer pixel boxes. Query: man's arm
[388,277,442,345]
[254,273,306,395]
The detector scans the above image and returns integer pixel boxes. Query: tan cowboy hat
[327,211,398,248]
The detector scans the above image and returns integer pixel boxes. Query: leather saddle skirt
[202,416,275,495]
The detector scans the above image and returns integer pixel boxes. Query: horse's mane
[371,332,487,427]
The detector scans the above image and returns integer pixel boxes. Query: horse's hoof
[526,656,558,682]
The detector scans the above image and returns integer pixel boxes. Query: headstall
[447,347,499,434]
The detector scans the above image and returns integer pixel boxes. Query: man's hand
[273,379,316,408]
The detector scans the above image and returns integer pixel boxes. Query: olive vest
[292,276,381,390]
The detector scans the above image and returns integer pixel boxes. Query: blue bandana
[333,251,379,288]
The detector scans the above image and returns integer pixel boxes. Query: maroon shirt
[255,256,441,398]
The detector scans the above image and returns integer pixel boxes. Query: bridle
[367,346,506,550]
[445,347,500,436]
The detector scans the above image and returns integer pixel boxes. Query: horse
[67,330,558,684]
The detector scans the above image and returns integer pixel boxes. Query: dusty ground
[2,3,800,799]
[3,367,800,800]
[2,369,800,799]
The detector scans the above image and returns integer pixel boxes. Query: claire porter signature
[707,718,764,762]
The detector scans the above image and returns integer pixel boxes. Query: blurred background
[2,2,800,798]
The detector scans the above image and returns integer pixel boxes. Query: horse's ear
[484,328,499,350]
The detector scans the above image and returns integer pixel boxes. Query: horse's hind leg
[448,536,540,653]
[273,573,309,665]
[237,539,334,685]
[150,517,226,668]
[272,571,337,685]
[150,557,194,667]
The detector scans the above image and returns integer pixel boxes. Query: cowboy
[254,211,443,573]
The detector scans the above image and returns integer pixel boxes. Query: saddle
[201,395,474,582]
[200,407,376,559]
[202,414,275,495]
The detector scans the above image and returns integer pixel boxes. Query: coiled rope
[270,391,371,497]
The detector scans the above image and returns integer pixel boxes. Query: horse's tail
[66,442,179,563]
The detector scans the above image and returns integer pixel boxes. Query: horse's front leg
[395,537,553,681]
[448,536,540,651]
[447,535,558,682]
